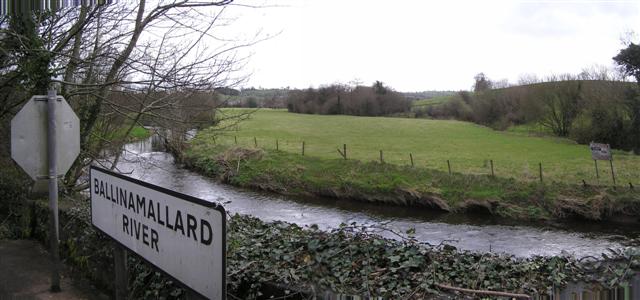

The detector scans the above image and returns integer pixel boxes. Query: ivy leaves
[224,214,640,298]
[24,200,640,299]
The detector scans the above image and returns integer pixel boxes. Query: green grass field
[208,109,640,185]
[110,125,151,141]
[506,123,554,136]
[411,95,453,108]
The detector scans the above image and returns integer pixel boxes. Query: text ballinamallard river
[93,178,213,253]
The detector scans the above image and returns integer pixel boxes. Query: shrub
[287,82,410,116]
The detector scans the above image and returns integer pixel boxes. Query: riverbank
[183,136,640,223]
[1,154,638,298]
[3,195,639,299]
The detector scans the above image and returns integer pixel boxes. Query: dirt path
[0,239,108,300]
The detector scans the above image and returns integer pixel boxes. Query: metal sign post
[114,242,128,300]
[11,89,80,293]
[46,87,61,292]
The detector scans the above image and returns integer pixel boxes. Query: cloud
[238,0,640,91]
[506,1,639,38]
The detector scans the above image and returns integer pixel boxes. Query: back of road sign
[11,95,80,180]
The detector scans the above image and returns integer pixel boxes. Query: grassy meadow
[210,109,640,185]
[108,125,151,141]
[411,95,453,108]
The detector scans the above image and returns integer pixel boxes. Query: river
[112,136,637,258]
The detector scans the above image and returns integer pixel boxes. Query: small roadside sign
[589,142,612,161]
[90,166,226,299]
[10,89,80,291]
[11,95,80,181]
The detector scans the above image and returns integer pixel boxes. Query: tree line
[286,81,411,116]
[420,79,640,153]
[419,43,640,153]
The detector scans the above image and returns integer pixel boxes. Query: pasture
[208,109,640,185]
[411,95,453,108]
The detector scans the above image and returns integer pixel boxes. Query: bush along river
[109,135,640,298]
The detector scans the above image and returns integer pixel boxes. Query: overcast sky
[227,0,640,91]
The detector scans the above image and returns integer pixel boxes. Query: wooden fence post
[302,141,305,156]
[337,144,347,160]
[254,137,257,147]
[276,139,279,151]
[379,150,384,164]
[610,159,616,187]
[234,135,237,145]
[539,162,543,183]
[490,159,495,177]
[410,153,414,167]
[594,160,599,184]
[343,144,347,160]
[447,160,452,175]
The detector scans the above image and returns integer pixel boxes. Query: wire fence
[211,135,640,189]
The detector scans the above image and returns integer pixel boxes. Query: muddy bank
[116,139,635,258]
[183,145,640,224]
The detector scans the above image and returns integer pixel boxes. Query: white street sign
[590,142,612,161]
[90,166,226,299]
[11,95,80,180]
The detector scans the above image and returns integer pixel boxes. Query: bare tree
[539,81,582,137]
[517,73,540,86]
[473,73,492,92]
[0,1,265,190]
[577,64,623,81]
[492,78,511,89]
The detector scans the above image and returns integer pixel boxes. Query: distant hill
[218,88,290,108]
[219,88,457,110]
[214,87,240,96]
[416,80,639,152]
[402,90,456,100]
[411,95,455,108]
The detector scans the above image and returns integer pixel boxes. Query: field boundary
[208,134,635,190]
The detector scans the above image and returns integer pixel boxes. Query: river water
[113,136,637,258]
